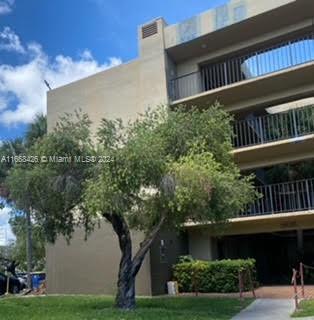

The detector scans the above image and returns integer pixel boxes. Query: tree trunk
[105,213,136,310]
[26,210,33,290]
[105,213,166,310]
[115,262,136,310]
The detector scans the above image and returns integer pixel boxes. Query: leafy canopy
[6,105,257,242]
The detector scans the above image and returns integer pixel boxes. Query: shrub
[173,258,256,293]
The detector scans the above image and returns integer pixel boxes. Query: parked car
[15,272,46,290]
[0,272,22,295]
[16,272,27,289]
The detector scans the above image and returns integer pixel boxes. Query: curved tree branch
[131,216,166,277]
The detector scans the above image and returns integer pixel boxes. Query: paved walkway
[244,286,314,299]
[231,299,314,320]
[180,286,314,299]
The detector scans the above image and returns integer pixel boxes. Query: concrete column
[297,229,304,253]
[188,228,216,260]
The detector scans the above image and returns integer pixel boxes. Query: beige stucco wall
[46,18,170,296]
[46,222,152,295]
[47,60,142,133]
[48,19,169,133]
[188,229,216,260]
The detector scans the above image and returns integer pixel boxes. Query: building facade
[46,0,314,294]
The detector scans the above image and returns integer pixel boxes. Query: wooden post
[248,269,256,298]
[238,271,243,300]
[192,269,199,297]
[292,269,299,309]
[300,263,305,299]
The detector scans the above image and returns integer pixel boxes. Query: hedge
[173,258,256,293]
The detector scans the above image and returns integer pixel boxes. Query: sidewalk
[231,299,314,320]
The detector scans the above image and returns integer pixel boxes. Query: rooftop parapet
[164,0,297,49]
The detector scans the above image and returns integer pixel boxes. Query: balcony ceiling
[167,0,314,63]
[233,134,314,170]
[185,210,314,236]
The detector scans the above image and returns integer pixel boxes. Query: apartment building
[46,0,314,295]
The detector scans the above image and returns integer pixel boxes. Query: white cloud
[0,28,122,126]
[0,206,10,225]
[0,0,14,15]
[0,27,25,53]
[0,206,14,245]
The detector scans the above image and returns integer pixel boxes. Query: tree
[6,105,257,309]
[0,243,15,273]
[9,214,45,271]
[0,114,47,287]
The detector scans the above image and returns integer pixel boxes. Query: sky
[0,0,229,243]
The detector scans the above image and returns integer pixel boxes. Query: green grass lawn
[292,299,314,318]
[0,295,252,320]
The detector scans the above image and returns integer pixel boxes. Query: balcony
[185,178,314,235]
[170,31,314,103]
[241,178,314,218]
[231,103,314,170]
[233,104,314,149]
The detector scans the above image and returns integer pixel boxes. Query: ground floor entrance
[217,229,314,285]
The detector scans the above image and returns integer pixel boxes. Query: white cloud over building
[0,27,122,126]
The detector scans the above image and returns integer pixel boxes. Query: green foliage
[85,105,257,234]
[0,114,46,201]
[25,114,47,148]
[264,160,314,184]
[5,105,257,244]
[0,244,15,272]
[173,259,256,293]
[9,215,45,271]
[168,150,256,224]
[293,299,314,318]
[0,114,47,270]
[7,112,96,242]
[0,296,253,320]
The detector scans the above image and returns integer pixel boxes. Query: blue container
[32,275,41,289]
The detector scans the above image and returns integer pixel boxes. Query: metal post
[269,185,274,213]
[305,180,311,209]
[288,41,294,66]
[258,117,264,144]
[224,62,228,86]
[300,263,305,299]
[292,108,298,137]
[255,53,260,76]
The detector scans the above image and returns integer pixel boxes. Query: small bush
[173,258,256,293]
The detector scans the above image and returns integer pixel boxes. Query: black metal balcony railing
[170,31,314,101]
[241,178,314,217]
[233,105,314,148]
